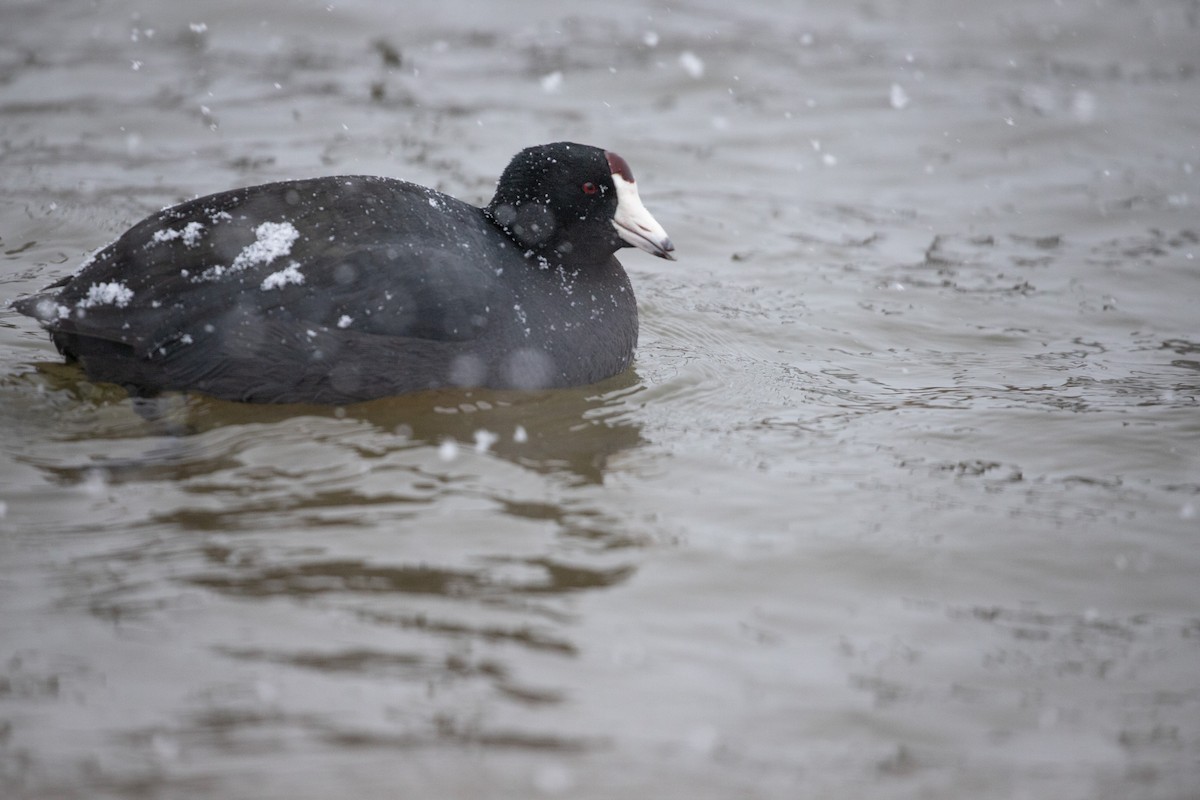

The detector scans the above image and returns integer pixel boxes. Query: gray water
[1,1,1198,798]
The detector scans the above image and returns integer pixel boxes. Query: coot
[13,142,674,403]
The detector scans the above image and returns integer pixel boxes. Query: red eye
[581,181,598,195]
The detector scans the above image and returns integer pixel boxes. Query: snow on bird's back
[198,221,300,281]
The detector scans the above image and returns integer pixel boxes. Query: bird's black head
[486,142,674,265]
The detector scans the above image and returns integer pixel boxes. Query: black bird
[12,142,674,403]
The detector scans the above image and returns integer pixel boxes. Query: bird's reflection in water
[28,360,647,486]
[17,360,649,754]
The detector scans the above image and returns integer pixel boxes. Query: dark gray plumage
[12,142,674,403]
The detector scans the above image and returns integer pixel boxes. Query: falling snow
[473,429,499,453]
[33,299,71,321]
[679,51,704,79]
